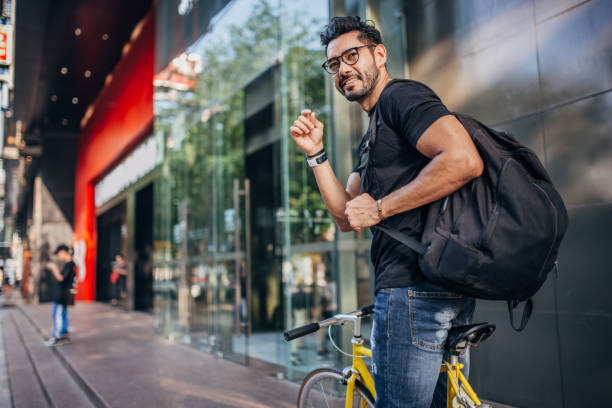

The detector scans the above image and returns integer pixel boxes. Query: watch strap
[307,153,327,167]
[306,148,325,159]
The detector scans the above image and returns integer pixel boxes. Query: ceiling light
[84,70,92,78]
[74,28,82,36]
[102,33,109,40]
[60,67,68,75]
[50,95,58,102]
[62,119,68,126]
[72,97,79,104]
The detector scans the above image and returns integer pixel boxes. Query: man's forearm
[381,151,482,217]
[311,160,352,227]
[46,262,64,282]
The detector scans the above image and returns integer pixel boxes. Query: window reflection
[153,0,375,379]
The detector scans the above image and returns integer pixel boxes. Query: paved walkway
[2,302,298,408]
[0,300,516,408]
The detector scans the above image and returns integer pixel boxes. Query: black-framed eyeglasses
[322,45,375,75]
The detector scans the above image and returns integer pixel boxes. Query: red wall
[73,9,154,301]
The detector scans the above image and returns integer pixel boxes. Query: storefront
[73,8,156,311]
[93,136,160,311]
[152,0,407,378]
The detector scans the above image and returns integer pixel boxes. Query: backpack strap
[358,79,409,194]
[507,298,533,332]
[357,95,428,256]
[357,103,379,195]
[375,223,428,255]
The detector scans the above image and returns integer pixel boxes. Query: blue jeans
[52,302,69,339]
[371,283,475,407]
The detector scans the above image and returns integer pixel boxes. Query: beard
[340,64,381,102]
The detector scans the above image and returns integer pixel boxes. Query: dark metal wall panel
[451,0,533,57]
[405,0,541,124]
[472,277,564,407]
[495,113,546,160]
[555,204,612,407]
[536,0,612,107]
[543,91,612,206]
[534,0,587,22]
[402,0,611,406]
[452,27,541,124]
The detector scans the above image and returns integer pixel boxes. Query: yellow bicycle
[284,305,495,408]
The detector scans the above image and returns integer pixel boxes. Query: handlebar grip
[360,304,374,316]
[284,322,320,341]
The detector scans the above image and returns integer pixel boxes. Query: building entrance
[134,183,154,312]
[96,201,126,302]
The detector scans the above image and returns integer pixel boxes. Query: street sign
[0,24,12,66]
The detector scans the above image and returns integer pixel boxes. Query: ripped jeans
[371,283,475,408]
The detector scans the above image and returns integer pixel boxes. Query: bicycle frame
[290,307,488,408]
[441,357,482,407]
[345,343,483,408]
[345,341,375,408]
[330,313,376,408]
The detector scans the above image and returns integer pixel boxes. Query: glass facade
[152,0,408,377]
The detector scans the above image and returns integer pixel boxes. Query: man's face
[56,250,70,262]
[325,31,380,102]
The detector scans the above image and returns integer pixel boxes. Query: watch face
[308,153,327,167]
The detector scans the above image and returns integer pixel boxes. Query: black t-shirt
[54,261,76,304]
[353,80,451,293]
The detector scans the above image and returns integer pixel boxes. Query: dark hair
[320,16,382,51]
[54,244,70,254]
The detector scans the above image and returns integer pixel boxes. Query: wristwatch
[307,153,327,167]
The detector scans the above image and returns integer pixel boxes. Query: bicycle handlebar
[284,322,320,341]
[360,304,374,316]
[283,304,374,342]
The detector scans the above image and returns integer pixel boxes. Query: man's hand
[345,193,381,231]
[290,109,324,155]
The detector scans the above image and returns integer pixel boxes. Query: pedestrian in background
[0,266,11,302]
[110,253,127,307]
[44,244,76,346]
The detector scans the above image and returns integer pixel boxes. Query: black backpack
[360,80,569,331]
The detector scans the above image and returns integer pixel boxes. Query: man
[1,266,11,302]
[44,244,76,346]
[289,17,484,407]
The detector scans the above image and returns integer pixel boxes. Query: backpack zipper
[450,178,478,234]
[533,182,559,277]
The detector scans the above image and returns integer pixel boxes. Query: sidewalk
[2,302,298,408]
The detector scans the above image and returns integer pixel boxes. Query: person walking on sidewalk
[290,17,484,407]
[44,244,76,346]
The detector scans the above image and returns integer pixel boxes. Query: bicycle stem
[320,314,362,338]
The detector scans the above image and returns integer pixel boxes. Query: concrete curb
[17,306,110,408]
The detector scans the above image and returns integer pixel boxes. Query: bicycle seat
[445,323,495,354]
